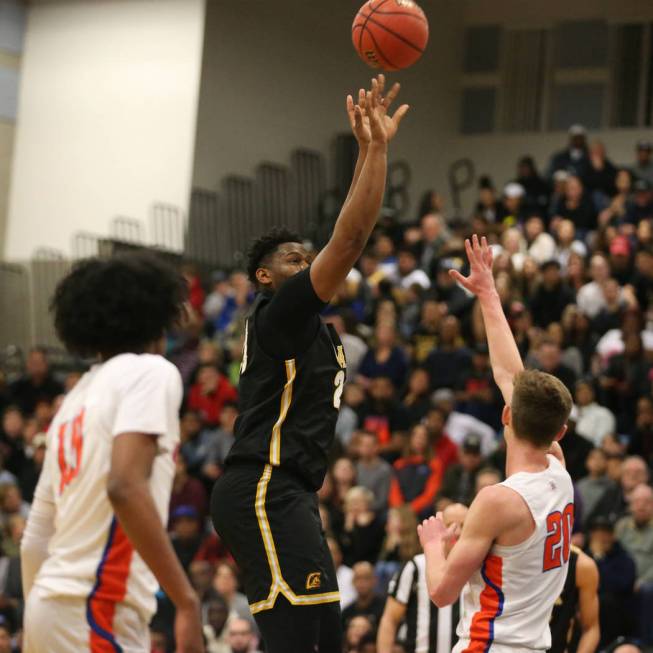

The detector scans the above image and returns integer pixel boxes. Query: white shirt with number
[453,455,574,653]
[29,353,182,622]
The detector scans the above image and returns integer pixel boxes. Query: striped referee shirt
[388,554,460,653]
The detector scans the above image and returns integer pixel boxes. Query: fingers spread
[392,104,410,126]
[385,82,401,109]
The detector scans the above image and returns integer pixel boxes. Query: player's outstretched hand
[449,234,496,297]
[174,598,204,653]
[347,74,409,146]
[418,512,457,549]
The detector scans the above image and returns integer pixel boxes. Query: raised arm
[449,235,523,404]
[310,75,409,302]
[576,550,600,653]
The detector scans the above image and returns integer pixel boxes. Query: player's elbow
[106,476,136,505]
[429,585,454,608]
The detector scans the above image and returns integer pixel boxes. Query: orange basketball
[352,0,429,71]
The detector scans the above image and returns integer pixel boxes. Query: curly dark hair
[246,226,302,284]
[51,253,187,358]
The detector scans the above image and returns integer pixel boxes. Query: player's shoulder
[573,547,599,588]
[471,484,528,525]
[102,353,181,384]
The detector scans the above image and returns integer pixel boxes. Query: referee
[210,75,409,653]
[378,504,468,653]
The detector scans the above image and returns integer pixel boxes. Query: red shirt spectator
[187,364,238,427]
[389,424,444,518]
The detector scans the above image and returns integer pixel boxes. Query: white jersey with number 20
[454,454,574,653]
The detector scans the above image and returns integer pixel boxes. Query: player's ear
[553,423,568,442]
[501,405,511,427]
[255,266,272,287]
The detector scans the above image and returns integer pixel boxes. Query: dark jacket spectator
[9,348,63,416]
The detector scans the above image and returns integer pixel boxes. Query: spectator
[150,628,168,653]
[212,562,252,624]
[8,347,63,417]
[592,279,630,337]
[189,559,218,609]
[418,213,447,276]
[577,254,616,319]
[355,431,392,513]
[497,182,527,226]
[424,316,472,391]
[553,175,597,235]
[340,486,385,566]
[590,456,650,525]
[454,343,502,429]
[600,168,635,228]
[358,323,408,390]
[625,178,653,227]
[436,434,484,510]
[585,140,617,198]
[18,432,46,503]
[547,124,590,181]
[0,485,28,531]
[358,378,410,457]
[575,380,617,447]
[179,409,213,476]
[586,515,637,647]
[557,408,594,481]
[401,368,432,425]
[342,562,385,628]
[203,595,231,653]
[395,247,430,292]
[529,260,575,328]
[431,387,497,458]
[327,536,356,609]
[535,338,578,394]
[632,140,653,186]
[525,216,556,264]
[169,453,208,525]
[577,448,617,530]
[628,396,653,468]
[377,506,420,568]
[515,155,550,216]
[410,300,441,365]
[202,402,239,482]
[187,364,238,427]
[336,383,366,449]
[616,484,653,645]
[345,615,374,653]
[170,505,205,571]
[0,625,11,653]
[389,425,444,519]
[475,177,502,224]
[433,259,474,318]
[554,219,587,270]
[422,405,459,470]
[226,617,260,653]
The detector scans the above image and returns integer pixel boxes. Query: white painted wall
[4,0,206,260]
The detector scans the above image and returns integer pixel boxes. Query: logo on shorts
[306,572,322,590]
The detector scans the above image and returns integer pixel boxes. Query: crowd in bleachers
[1,127,653,652]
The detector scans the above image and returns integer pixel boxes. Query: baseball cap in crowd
[568,124,587,136]
[636,140,652,152]
[171,505,199,521]
[609,235,631,257]
[633,178,652,193]
[503,183,525,199]
[462,433,482,455]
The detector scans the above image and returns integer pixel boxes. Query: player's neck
[505,440,550,477]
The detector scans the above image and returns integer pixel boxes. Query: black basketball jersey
[226,289,346,490]
[548,547,580,653]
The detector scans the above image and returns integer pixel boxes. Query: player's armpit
[377,597,407,653]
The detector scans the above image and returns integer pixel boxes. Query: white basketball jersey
[31,353,182,622]
[454,455,574,653]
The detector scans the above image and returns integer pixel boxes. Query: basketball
[352,0,429,71]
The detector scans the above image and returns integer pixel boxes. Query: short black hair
[51,253,187,358]
[246,226,302,284]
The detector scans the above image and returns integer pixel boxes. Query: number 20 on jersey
[543,503,574,571]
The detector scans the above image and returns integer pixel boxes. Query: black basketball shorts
[210,463,340,614]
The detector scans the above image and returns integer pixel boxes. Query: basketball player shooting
[21,254,203,653]
[211,75,408,653]
[418,235,575,653]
